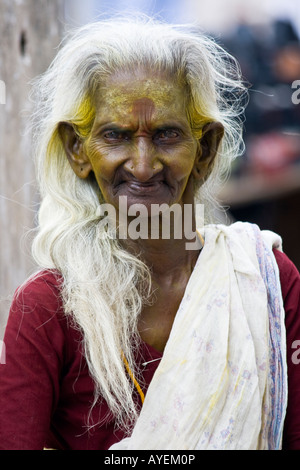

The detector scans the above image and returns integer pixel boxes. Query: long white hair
[29,16,247,431]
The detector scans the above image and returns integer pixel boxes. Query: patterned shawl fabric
[110,222,287,450]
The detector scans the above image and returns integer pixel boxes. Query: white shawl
[111,222,287,450]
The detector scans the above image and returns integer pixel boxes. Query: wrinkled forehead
[96,69,186,113]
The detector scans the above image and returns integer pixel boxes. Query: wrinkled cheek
[173,168,195,200]
[87,150,115,185]
[170,161,195,186]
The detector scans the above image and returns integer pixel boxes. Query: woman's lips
[125,181,164,194]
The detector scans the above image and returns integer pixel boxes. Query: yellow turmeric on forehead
[73,95,96,138]
[98,77,179,118]
[103,75,211,141]
[75,73,211,142]
[187,104,213,140]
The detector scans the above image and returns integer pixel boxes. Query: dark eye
[155,129,180,142]
[103,130,129,142]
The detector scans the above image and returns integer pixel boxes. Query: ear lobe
[58,122,93,179]
[192,121,224,181]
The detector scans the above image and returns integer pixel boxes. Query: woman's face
[60,69,224,214]
[82,70,200,211]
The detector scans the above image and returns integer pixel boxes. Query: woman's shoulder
[8,269,65,331]
[273,249,300,335]
[18,268,63,289]
[273,249,300,298]
[4,269,81,369]
[273,249,300,278]
[12,269,63,305]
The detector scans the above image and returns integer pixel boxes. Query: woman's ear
[58,122,93,179]
[192,121,224,181]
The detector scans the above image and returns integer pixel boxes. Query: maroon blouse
[0,249,299,450]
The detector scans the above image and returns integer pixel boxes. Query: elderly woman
[0,18,299,450]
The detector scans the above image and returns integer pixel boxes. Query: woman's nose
[124,137,163,182]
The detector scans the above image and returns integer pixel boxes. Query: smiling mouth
[125,181,165,194]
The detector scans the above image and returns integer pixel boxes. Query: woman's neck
[120,235,200,282]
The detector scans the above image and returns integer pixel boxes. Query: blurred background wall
[1,0,300,338]
[0,0,64,337]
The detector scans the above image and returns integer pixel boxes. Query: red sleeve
[273,250,300,450]
[0,271,66,450]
